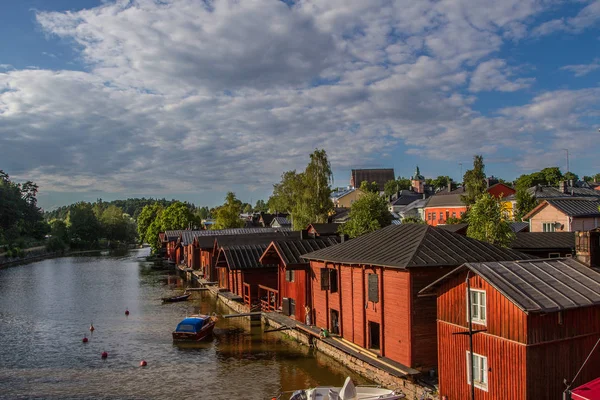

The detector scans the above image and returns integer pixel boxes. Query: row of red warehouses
[161,224,600,400]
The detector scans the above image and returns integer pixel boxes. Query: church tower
[411,166,425,194]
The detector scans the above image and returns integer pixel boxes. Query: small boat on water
[162,292,191,303]
[172,314,217,342]
[287,377,405,400]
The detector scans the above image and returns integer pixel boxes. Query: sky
[1,0,599,211]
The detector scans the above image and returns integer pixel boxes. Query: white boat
[288,377,405,400]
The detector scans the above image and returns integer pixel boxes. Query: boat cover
[175,317,206,333]
[571,377,600,400]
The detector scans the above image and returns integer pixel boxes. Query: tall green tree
[67,202,102,247]
[540,167,563,186]
[515,188,537,221]
[100,205,135,243]
[137,204,164,244]
[160,201,198,230]
[461,155,486,205]
[340,190,392,238]
[213,192,245,230]
[563,171,579,182]
[267,149,333,229]
[360,181,379,194]
[466,193,515,247]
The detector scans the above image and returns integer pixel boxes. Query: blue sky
[1,0,599,211]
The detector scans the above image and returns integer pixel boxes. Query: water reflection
[0,249,369,399]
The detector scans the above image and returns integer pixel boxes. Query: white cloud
[469,59,534,92]
[0,0,598,199]
[560,59,600,77]
[533,0,600,36]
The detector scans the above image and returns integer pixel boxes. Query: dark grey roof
[509,232,575,250]
[308,223,342,235]
[179,227,292,245]
[302,224,530,269]
[164,230,184,240]
[419,258,600,313]
[437,223,468,233]
[351,169,395,191]
[218,244,275,270]
[330,207,350,223]
[546,198,600,217]
[267,237,340,266]
[195,232,295,249]
[390,191,424,206]
[509,222,529,233]
[271,216,291,226]
[506,185,600,201]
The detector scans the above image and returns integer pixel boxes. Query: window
[466,352,488,391]
[460,211,464,217]
[320,268,338,293]
[433,213,437,220]
[428,212,431,220]
[285,269,295,282]
[548,252,560,258]
[452,212,456,218]
[543,222,556,232]
[468,289,486,325]
[439,212,443,220]
[368,274,379,303]
[320,268,330,290]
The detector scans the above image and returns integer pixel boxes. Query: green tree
[243,203,253,214]
[213,192,245,230]
[563,171,579,182]
[515,188,537,221]
[254,200,268,213]
[384,177,411,196]
[196,206,211,221]
[461,155,486,205]
[429,176,452,191]
[66,202,102,247]
[137,204,164,244]
[466,193,515,247]
[267,149,333,229]
[540,167,563,186]
[100,205,134,244]
[340,191,392,238]
[160,201,198,230]
[146,215,164,253]
[360,181,379,194]
[49,219,69,243]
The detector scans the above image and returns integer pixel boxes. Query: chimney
[422,192,427,200]
[569,179,574,188]
[559,181,568,194]
[575,230,600,268]
[447,182,452,192]
[300,229,309,240]
[339,234,348,243]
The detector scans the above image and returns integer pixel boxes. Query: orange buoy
[140,360,147,367]
[125,309,130,316]
[82,337,88,343]
[89,323,95,332]
[101,351,108,359]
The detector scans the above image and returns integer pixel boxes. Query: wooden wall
[438,321,527,400]
[278,263,310,321]
[436,270,528,343]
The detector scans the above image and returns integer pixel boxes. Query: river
[0,249,369,400]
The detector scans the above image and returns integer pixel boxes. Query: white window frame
[467,289,486,326]
[542,222,556,232]
[466,351,488,391]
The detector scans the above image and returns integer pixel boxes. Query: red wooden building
[419,258,600,399]
[301,224,529,371]
[259,237,339,321]
[215,243,279,304]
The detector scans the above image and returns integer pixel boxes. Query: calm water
[0,249,367,399]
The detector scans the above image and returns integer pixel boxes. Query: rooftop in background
[350,168,395,192]
[419,258,600,313]
[509,232,575,250]
[307,223,342,236]
[261,237,340,266]
[523,198,600,221]
[302,224,530,269]
[164,227,293,245]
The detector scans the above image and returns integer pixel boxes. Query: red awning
[572,378,600,400]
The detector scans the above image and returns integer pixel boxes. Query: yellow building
[331,188,364,208]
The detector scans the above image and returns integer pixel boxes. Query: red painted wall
[278,263,310,321]
[424,206,467,226]
[487,183,515,199]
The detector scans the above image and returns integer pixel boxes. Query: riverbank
[0,249,107,269]
[174,264,438,399]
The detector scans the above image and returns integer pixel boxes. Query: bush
[46,237,67,253]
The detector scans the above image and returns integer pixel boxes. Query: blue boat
[172,314,217,342]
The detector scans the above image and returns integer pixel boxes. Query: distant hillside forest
[44,198,197,221]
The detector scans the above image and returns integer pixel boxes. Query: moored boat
[172,314,217,342]
[162,292,191,303]
[288,377,405,400]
